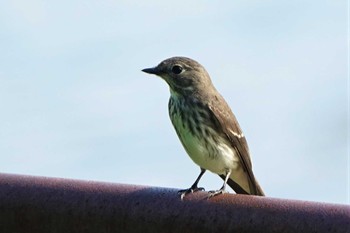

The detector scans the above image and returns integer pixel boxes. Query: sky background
[0,1,348,204]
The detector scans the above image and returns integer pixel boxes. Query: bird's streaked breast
[168,94,239,174]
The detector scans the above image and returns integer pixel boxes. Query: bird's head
[142,57,213,96]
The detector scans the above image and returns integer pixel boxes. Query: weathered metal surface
[0,173,349,233]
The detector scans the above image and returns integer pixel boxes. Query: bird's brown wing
[208,96,264,196]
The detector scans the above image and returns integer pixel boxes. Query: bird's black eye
[171,65,183,74]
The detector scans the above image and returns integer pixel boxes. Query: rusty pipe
[0,173,349,233]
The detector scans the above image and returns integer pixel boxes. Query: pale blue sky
[0,1,348,204]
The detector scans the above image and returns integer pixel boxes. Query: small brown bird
[142,57,264,199]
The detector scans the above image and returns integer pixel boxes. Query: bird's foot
[208,188,228,199]
[178,186,205,200]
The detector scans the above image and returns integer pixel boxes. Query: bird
[142,56,264,199]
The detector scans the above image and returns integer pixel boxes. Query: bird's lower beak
[142,67,160,75]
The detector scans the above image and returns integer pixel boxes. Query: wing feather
[207,95,264,195]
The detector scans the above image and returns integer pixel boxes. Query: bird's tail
[253,180,265,196]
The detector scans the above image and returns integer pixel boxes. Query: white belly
[171,114,240,174]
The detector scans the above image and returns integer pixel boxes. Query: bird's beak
[142,67,160,75]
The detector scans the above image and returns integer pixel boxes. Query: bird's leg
[178,168,206,200]
[208,170,232,198]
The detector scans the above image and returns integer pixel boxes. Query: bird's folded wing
[208,98,260,195]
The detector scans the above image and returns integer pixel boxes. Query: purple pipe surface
[0,173,349,233]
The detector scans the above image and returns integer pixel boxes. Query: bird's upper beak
[142,67,160,75]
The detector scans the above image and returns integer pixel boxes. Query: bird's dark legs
[208,170,232,198]
[178,168,206,200]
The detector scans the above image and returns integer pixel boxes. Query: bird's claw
[207,189,228,199]
[178,187,205,200]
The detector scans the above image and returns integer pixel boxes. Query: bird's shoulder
[206,94,245,139]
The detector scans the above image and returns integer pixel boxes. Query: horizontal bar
[0,173,349,233]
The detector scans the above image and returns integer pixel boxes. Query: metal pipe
[0,173,349,233]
